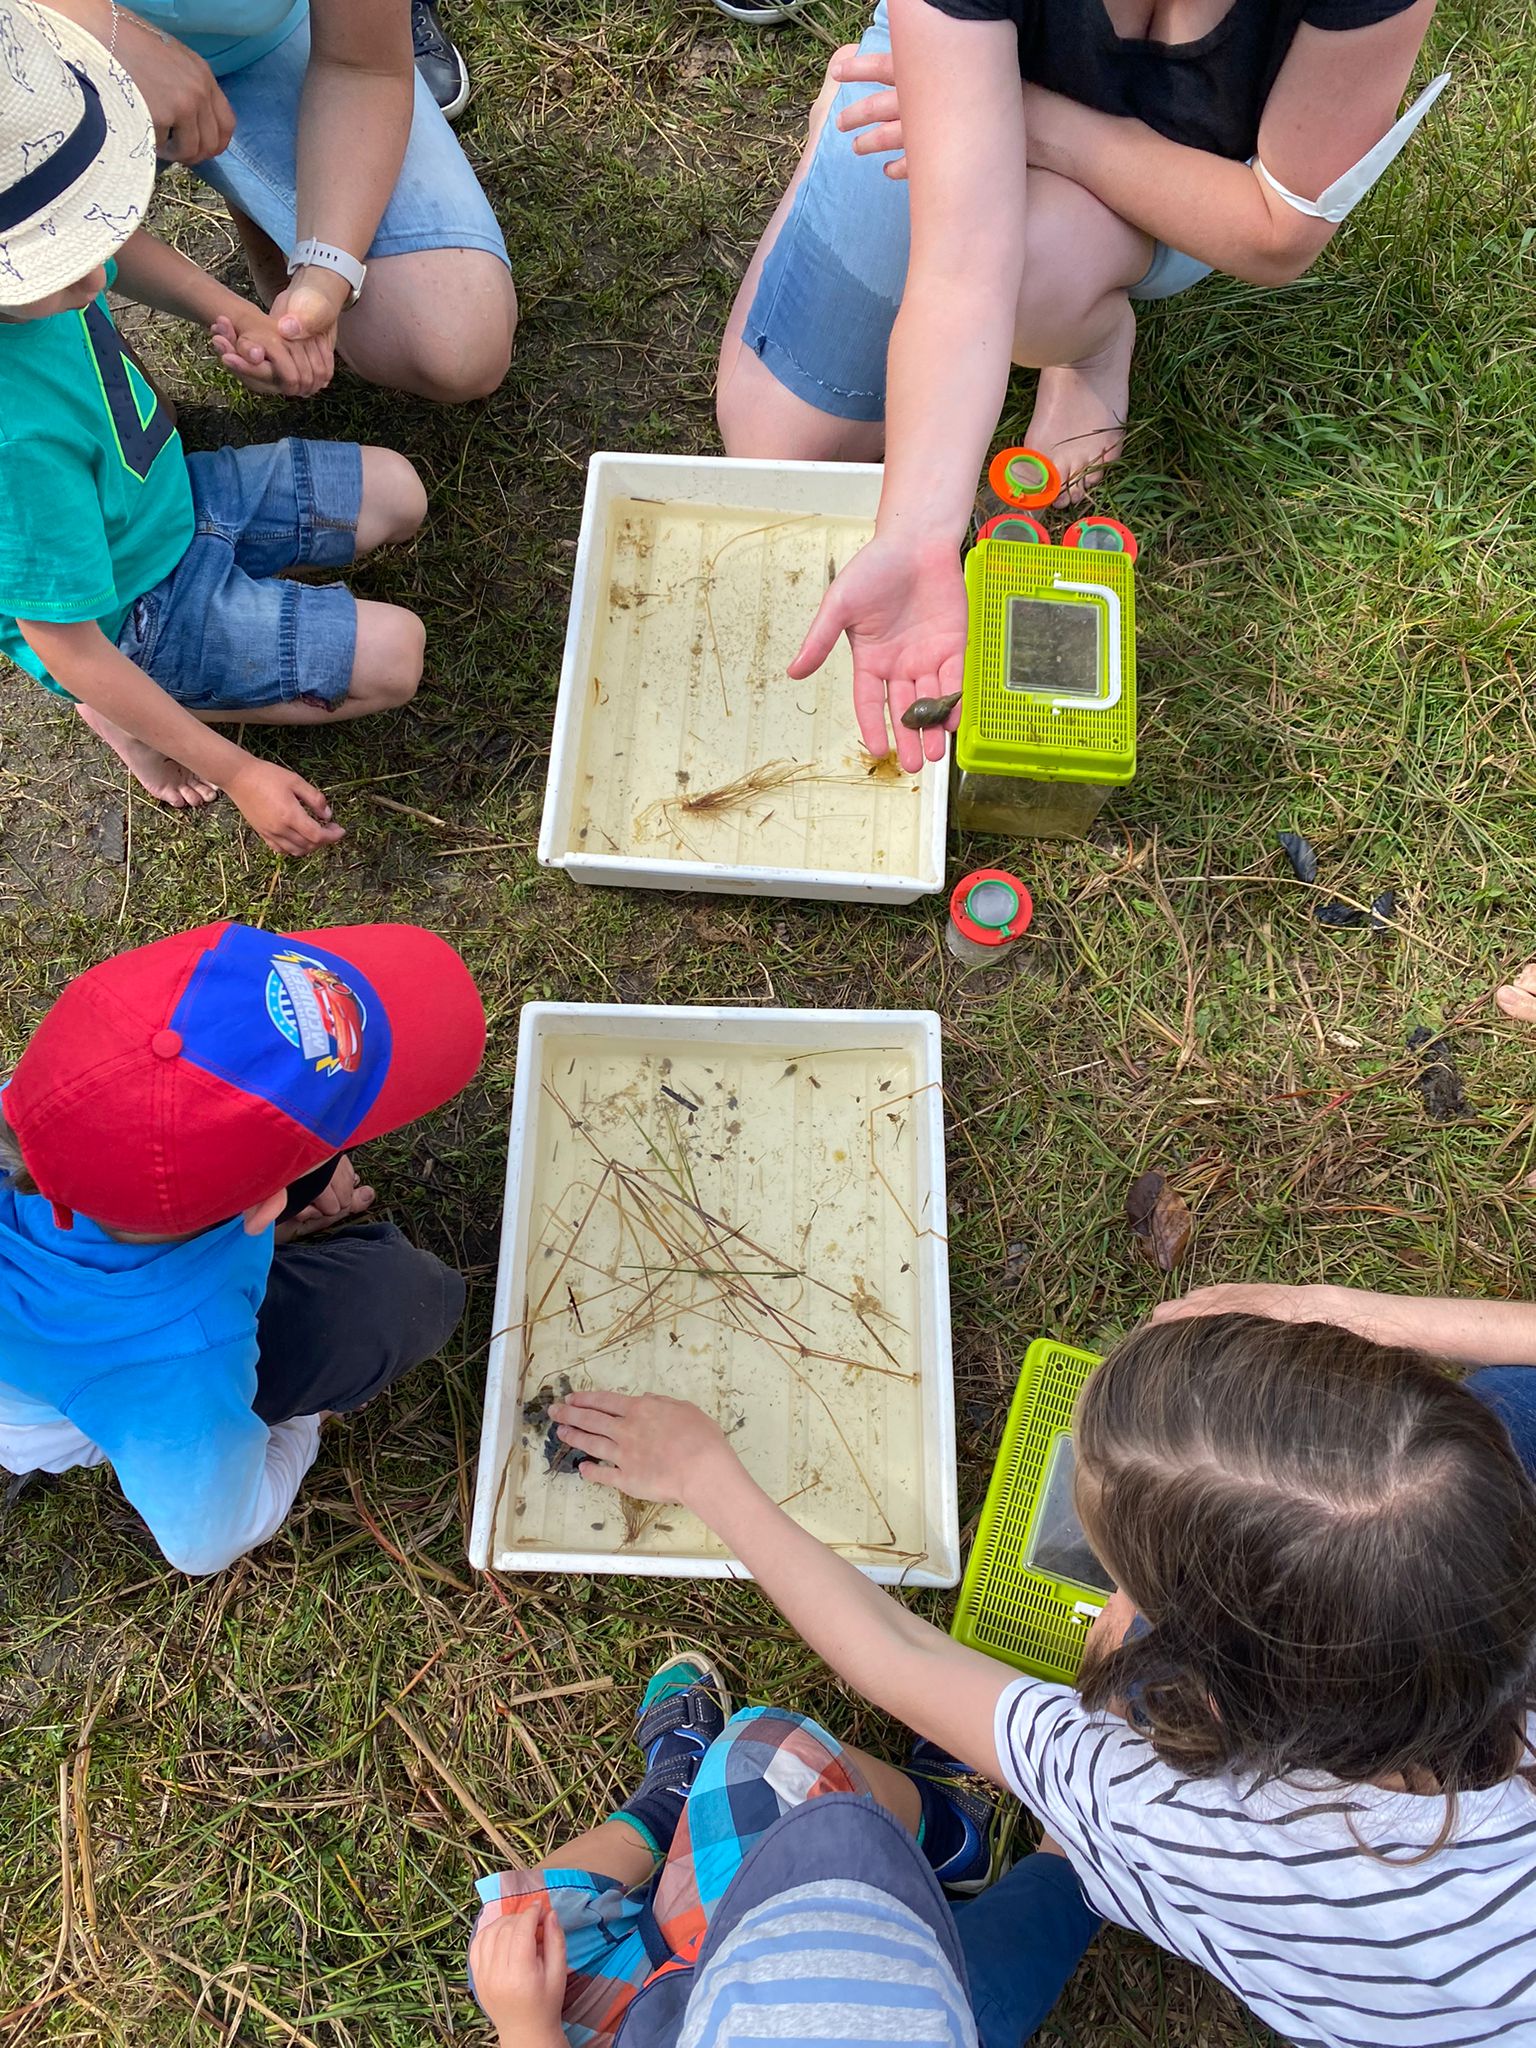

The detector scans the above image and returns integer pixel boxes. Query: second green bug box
[951,1338,1111,1685]
[953,537,1137,839]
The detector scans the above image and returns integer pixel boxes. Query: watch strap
[286,238,367,305]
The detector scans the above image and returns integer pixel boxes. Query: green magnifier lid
[966,878,1021,929]
[1006,453,1050,493]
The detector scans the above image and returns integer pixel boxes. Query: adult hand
[209,302,333,399]
[1150,1282,1337,1327]
[269,268,352,385]
[224,758,345,857]
[833,46,908,178]
[274,1155,376,1242]
[551,1391,735,1508]
[788,535,968,773]
[113,11,234,164]
[469,1904,567,2048]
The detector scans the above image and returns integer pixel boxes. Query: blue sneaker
[610,1652,731,1857]
[905,1736,1011,1896]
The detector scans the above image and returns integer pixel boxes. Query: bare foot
[1025,297,1136,507]
[1495,965,1536,1026]
[76,704,219,807]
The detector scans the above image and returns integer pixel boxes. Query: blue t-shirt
[0,266,193,694]
[128,0,307,76]
[0,1187,278,1574]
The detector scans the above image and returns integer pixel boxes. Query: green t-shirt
[0,270,194,695]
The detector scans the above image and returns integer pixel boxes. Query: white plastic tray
[539,453,948,904]
[468,1003,957,1586]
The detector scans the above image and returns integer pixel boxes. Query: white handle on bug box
[1050,576,1122,713]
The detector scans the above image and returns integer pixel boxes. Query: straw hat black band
[0,64,106,234]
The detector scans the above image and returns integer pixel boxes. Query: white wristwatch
[286,238,367,307]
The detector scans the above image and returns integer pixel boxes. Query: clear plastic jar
[946,870,1031,964]
[951,768,1115,840]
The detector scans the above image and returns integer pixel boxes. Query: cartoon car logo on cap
[267,952,366,1076]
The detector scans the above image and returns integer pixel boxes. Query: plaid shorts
[472,1708,873,2048]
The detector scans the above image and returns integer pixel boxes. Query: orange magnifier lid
[987,446,1062,511]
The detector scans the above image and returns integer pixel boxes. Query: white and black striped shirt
[994,1679,1536,2048]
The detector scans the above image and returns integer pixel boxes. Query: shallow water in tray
[496,1033,938,1570]
[564,499,927,879]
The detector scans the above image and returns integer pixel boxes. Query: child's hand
[469,1903,567,2047]
[209,306,333,399]
[225,759,345,857]
[275,1154,376,1242]
[551,1391,736,1507]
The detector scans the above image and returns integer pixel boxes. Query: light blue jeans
[742,1,1210,424]
[190,15,509,265]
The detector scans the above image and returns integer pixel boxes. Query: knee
[392,282,517,404]
[361,448,428,544]
[717,372,882,463]
[353,605,425,711]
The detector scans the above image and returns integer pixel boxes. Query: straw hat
[0,0,156,307]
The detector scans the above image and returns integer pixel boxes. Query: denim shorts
[116,439,362,712]
[741,1,1211,423]
[191,16,509,265]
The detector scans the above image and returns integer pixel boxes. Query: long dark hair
[1075,1314,1536,1800]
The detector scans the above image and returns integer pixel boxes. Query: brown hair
[1075,1313,1536,1799]
[0,1113,37,1196]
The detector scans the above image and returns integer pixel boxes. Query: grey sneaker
[411,0,469,120]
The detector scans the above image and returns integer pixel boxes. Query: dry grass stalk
[382,1705,522,1867]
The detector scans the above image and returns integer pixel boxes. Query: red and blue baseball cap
[1,921,487,1235]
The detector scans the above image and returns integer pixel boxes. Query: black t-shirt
[925,0,1421,159]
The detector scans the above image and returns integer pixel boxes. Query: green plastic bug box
[953,537,1136,839]
[950,1338,1111,1684]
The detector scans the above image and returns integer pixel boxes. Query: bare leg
[229,207,289,306]
[354,444,429,557]
[338,248,516,404]
[76,600,424,805]
[193,601,426,726]
[844,1744,923,1833]
[717,51,886,463]
[542,1817,658,1887]
[1011,170,1152,504]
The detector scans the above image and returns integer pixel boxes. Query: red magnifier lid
[978,511,1050,545]
[949,868,1033,948]
[987,446,1062,511]
[1061,515,1138,561]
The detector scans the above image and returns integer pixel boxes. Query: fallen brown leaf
[1126,1169,1193,1274]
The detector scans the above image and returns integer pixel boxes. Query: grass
[2,0,1535,2038]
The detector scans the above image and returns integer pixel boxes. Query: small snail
[900,689,963,732]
